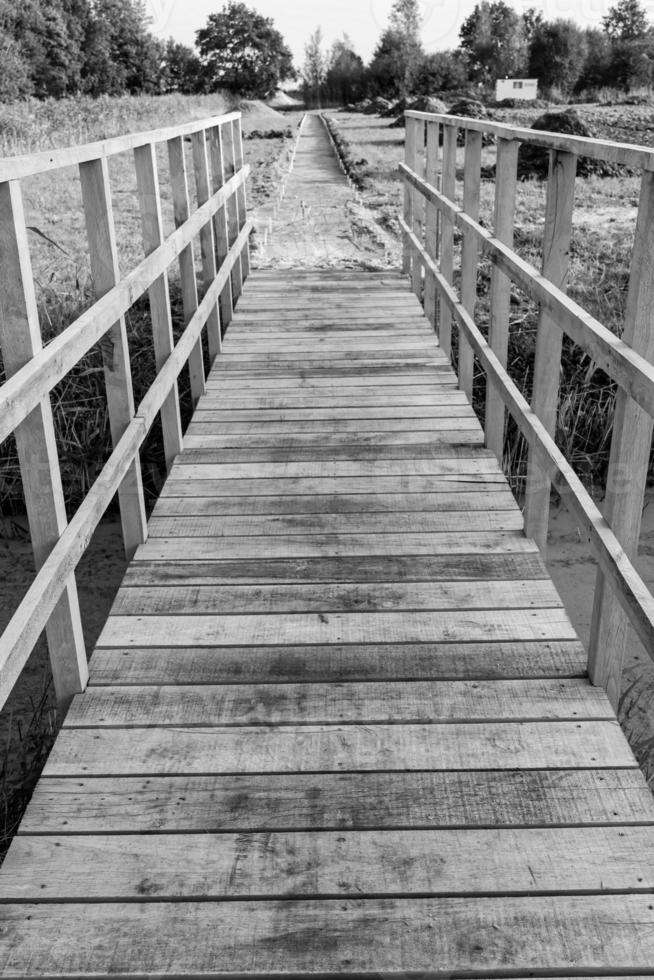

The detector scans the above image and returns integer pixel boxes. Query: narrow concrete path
[254,114,395,269]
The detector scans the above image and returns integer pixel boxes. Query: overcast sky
[145,0,654,64]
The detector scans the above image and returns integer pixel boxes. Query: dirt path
[252,114,398,270]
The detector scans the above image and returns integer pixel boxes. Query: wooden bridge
[1,108,654,976]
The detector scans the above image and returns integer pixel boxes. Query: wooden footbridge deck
[2,110,654,976]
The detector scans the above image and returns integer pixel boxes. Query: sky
[143,0,654,64]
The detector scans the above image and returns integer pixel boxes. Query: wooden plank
[204,371,455,389]
[133,532,537,563]
[180,445,490,464]
[485,137,519,459]
[167,134,206,405]
[168,458,503,480]
[21,767,654,833]
[588,168,654,708]
[232,115,250,279]
[459,129,482,399]
[146,512,523,538]
[190,405,476,423]
[96,608,574,648]
[186,418,481,436]
[222,119,242,300]
[0,179,87,708]
[6,825,654,901]
[111,579,561,616]
[182,430,483,451]
[78,157,147,560]
[4,896,654,976]
[160,475,508,498]
[44,720,634,775]
[133,141,185,464]
[88,639,587,687]
[523,150,576,551]
[191,129,222,361]
[124,552,543,585]
[197,392,469,409]
[65,678,608,728]
[152,491,517,517]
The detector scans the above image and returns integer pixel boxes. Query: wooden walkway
[2,268,654,975]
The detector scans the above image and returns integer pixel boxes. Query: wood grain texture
[21,768,654,833]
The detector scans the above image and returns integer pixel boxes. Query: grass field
[326,104,649,493]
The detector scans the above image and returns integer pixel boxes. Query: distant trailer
[495,78,538,101]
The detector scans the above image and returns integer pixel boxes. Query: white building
[495,78,538,101]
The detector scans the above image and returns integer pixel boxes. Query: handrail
[401,110,654,711]
[0,111,252,710]
[405,109,654,170]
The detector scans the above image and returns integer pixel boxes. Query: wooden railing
[0,111,252,710]
[401,109,654,710]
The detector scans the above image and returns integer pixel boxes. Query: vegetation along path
[2,111,654,976]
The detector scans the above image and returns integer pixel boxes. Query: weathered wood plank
[4,894,654,976]
[146,511,524,538]
[133,531,537,562]
[44,720,634,776]
[5,825,653,901]
[21,768,653,833]
[186,417,482,437]
[152,491,517,517]
[160,475,508,498]
[64,679,608,728]
[97,608,574,648]
[88,640,586,686]
[168,458,502,480]
[124,552,544,585]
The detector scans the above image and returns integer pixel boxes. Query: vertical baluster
[403,115,418,277]
[438,122,457,358]
[222,120,243,303]
[524,150,577,551]
[191,129,222,363]
[133,142,187,459]
[423,119,440,329]
[458,129,482,399]
[79,158,147,560]
[0,180,87,707]
[232,116,250,281]
[167,135,206,402]
[411,117,426,298]
[588,167,654,709]
[484,137,519,460]
[206,124,234,335]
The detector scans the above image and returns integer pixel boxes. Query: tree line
[304,0,654,104]
[1,0,652,104]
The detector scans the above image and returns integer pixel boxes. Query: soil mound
[518,109,627,179]
[389,96,448,127]
[447,98,489,119]
[363,97,392,115]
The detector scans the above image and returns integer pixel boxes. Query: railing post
[206,124,235,335]
[167,135,206,403]
[485,137,520,460]
[402,115,418,277]
[410,117,425,298]
[0,180,87,708]
[222,121,243,303]
[588,167,654,708]
[523,150,577,552]
[423,119,440,329]
[191,130,222,364]
[438,122,457,358]
[232,116,250,282]
[458,129,482,399]
[79,158,148,561]
[133,142,187,459]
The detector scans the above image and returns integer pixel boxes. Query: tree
[387,0,423,96]
[528,19,588,96]
[302,27,327,107]
[81,0,162,96]
[325,35,365,104]
[459,1,528,85]
[413,50,469,93]
[161,39,203,93]
[196,2,295,99]
[575,27,614,92]
[603,0,649,40]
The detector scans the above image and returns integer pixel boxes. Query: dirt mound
[389,95,448,127]
[518,109,627,179]
[268,91,302,109]
[239,99,285,118]
[447,98,489,119]
[363,97,392,115]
